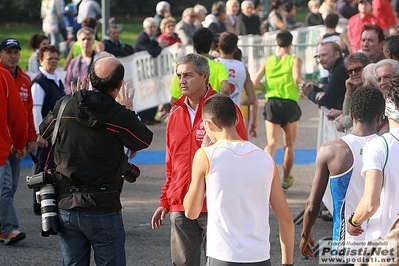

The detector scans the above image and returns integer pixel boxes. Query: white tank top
[362,129,399,240]
[214,58,246,106]
[330,134,377,244]
[202,140,273,263]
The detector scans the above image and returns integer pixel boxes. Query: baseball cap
[0,38,21,51]
[358,0,371,3]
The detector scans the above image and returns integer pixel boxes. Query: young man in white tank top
[348,77,399,241]
[184,94,294,266]
[300,87,385,259]
[214,32,256,107]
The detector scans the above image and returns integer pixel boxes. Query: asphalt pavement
[0,98,332,266]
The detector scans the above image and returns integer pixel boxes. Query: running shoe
[3,231,26,245]
[282,175,294,190]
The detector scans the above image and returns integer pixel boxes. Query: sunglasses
[346,66,364,75]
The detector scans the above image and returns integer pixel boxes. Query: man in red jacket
[0,67,28,226]
[347,0,379,52]
[151,53,248,266]
[0,38,36,245]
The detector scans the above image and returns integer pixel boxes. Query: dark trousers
[170,212,207,266]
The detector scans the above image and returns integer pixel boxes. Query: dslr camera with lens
[26,169,60,237]
[122,162,141,183]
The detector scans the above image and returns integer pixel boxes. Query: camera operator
[39,57,153,265]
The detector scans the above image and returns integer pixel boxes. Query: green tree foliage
[0,0,41,22]
[0,0,222,23]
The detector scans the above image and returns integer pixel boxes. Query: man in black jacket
[302,41,349,148]
[238,0,261,35]
[303,42,348,111]
[134,17,168,58]
[103,25,134,58]
[40,57,153,265]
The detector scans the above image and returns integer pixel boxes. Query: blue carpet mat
[21,149,316,167]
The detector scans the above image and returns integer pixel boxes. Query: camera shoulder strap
[43,94,71,173]
[51,94,71,145]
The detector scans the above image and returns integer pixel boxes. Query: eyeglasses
[44,57,60,61]
[167,24,175,28]
[346,66,364,75]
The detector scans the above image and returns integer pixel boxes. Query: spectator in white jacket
[41,0,65,48]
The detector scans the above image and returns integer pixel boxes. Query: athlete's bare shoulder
[318,138,353,176]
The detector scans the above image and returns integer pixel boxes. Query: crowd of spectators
[31,0,399,69]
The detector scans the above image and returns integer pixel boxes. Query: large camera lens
[37,184,60,237]
[122,163,140,183]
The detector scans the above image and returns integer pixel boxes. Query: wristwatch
[348,213,362,227]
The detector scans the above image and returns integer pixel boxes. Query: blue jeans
[58,208,126,266]
[1,154,21,236]
[0,165,4,197]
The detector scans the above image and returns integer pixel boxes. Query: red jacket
[156,33,182,47]
[0,68,28,165]
[160,89,248,212]
[0,62,35,142]
[373,0,397,30]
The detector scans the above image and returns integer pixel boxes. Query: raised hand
[71,76,89,94]
[345,78,357,96]
[116,82,135,111]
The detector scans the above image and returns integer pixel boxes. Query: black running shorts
[263,98,302,127]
